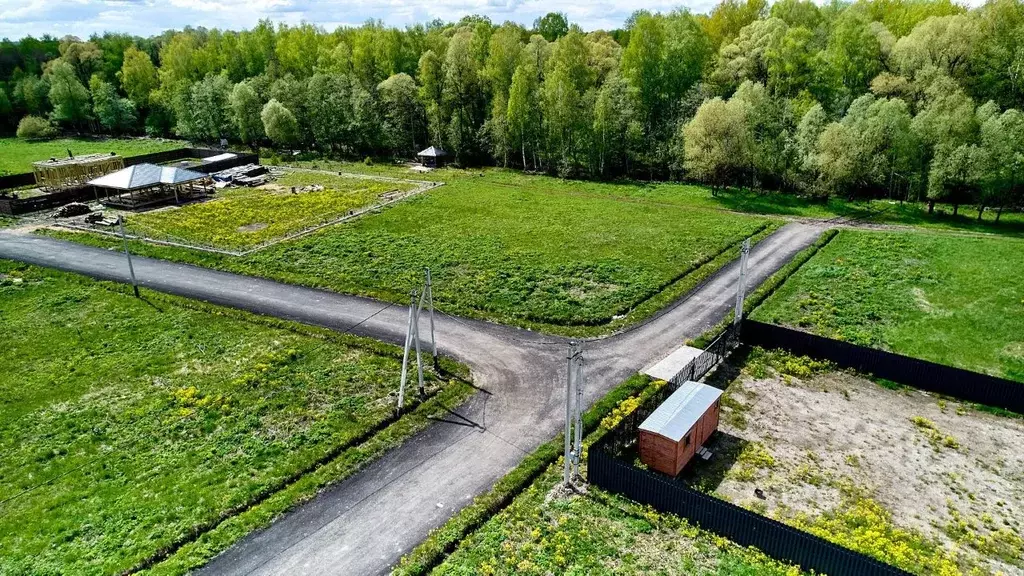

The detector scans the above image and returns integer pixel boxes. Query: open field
[690,348,1024,576]
[47,170,774,332]
[0,137,182,175]
[428,378,805,576]
[752,229,1024,382]
[0,259,468,574]
[276,161,1024,237]
[122,171,416,252]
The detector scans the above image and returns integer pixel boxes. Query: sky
[0,0,984,40]
[0,0,703,39]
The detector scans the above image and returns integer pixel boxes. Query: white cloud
[0,0,989,39]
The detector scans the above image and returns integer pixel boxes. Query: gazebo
[417,146,447,168]
[89,163,213,210]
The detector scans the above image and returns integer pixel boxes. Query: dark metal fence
[587,446,912,576]
[741,319,1024,414]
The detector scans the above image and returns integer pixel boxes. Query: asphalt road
[0,222,824,575]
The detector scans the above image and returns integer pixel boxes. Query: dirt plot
[693,350,1024,576]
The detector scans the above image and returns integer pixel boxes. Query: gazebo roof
[88,164,207,191]
[417,146,447,157]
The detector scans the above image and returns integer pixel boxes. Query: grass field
[752,230,1024,381]
[124,171,415,252]
[277,161,1024,237]
[50,170,773,332]
[0,137,182,175]
[0,259,468,574]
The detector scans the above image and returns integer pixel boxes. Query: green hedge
[392,373,654,576]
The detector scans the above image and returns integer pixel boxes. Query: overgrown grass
[48,170,772,332]
[409,377,807,576]
[753,229,1024,382]
[0,259,468,574]
[0,137,182,175]
[124,172,412,251]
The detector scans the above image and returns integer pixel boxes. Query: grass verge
[393,374,654,576]
[400,376,806,576]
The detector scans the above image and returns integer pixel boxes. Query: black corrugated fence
[740,319,1024,413]
[587,446,913,576]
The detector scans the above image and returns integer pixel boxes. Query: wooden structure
[417,146,447,168]
[638,381,722,476]
[33,153,124,192]
[89,163,213,210]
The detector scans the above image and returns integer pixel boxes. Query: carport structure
[89,163,213,210]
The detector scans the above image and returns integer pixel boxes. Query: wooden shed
[638,381,723,476]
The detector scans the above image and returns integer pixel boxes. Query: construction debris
[52,202,92,218]
[212,164,270,187]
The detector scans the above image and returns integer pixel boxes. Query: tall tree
[229,81,265,147]
[46,59,92,128]
[118,46,159,108]
[89,75,136,134]
[261,99,300,147]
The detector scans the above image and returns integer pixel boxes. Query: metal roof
[88,164,207,190]
[202,152,237,163]
[639,381,723,442]
[417,146,447,157]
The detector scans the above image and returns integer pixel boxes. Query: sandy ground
[703,364,1024,575]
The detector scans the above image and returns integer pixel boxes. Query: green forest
[2,0,1023,215]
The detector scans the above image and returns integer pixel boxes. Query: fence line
[740,319,1024,414]
[587,447,912,576]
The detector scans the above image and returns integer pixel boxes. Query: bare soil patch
[697,356,1024,575]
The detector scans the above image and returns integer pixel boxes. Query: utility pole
[118,215,140,298]
[733,238,751,331]
[425,268,438,367]
[397,289,418,414]
[564,341,585,486]
[412,288,425,398]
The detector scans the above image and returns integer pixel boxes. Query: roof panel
[639,381,723,442]
[88,163,207,190]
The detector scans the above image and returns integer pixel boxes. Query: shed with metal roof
[638,381,723,476]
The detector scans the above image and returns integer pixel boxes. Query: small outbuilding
[417,146,447,168]
[638,381,723,476]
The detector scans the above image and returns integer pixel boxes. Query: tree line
[1,1,1023,216]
